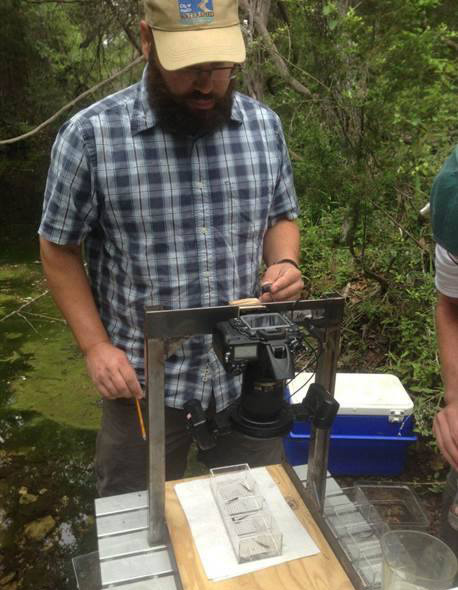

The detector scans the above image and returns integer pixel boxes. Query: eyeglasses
[177,66,237,82]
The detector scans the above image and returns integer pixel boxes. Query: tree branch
[0,292,50,323]
[373,199,429,252]
[104,0,141,54]
[0,55,144,145]
[239,0,313,98]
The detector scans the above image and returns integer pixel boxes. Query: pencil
[134,397,147,441]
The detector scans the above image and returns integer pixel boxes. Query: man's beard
[146,58,235,138]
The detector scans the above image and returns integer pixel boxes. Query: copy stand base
[73,490,182,590]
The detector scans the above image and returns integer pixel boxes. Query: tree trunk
[239,0,272,101]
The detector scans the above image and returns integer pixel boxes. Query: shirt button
[195,181,203,190]
[202,227,208,235]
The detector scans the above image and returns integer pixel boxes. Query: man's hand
[433,400,458,470]
[259,261,304,302]
[85,342,144,400]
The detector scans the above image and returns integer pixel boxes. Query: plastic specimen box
[323,487,389,589]
[322,484,429,590]
[210,464,283,563]
[354,484,429,530]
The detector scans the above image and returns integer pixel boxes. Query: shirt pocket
[227,175,272,230]
[216,176,272,259]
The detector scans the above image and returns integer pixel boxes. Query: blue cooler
[283,373,417,476]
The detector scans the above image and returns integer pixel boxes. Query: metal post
[146,337,167,545]
[306,323,341,513]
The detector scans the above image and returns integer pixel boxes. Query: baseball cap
[430,146,458,255]
[144,0,246,71]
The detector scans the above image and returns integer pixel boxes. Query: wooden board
[165,464,356,590]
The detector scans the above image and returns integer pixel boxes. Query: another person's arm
[260,218,303,302]
[434,291,458,470]
[40,238,143,400]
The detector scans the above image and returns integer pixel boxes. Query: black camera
[212,312,303,438]
[212,312,302,376]
[185,309,339,446]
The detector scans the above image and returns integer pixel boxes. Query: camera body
[212,312,302,376]
[185,309,339,444]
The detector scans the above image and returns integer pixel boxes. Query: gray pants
[440,467,458,558]
[95,397,285,497]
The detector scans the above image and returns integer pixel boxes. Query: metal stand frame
[144,298,344,545]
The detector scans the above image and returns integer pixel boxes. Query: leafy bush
[259,0,458,443]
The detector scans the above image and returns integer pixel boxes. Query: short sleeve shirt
[39,67,299,411]
[435,244,458,299]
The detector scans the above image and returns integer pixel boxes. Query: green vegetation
[260,0,458,444]
[0,229,100,431]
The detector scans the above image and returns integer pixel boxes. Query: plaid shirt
[39,67,299,411]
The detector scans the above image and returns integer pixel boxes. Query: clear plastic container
[323,484,434,590]
[323,487,388,590]
[72,551,101,590]
[210,464,283,563]
[381,529,457,590]
[355,484,429,530]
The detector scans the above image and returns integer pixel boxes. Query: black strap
[272,258,300,270]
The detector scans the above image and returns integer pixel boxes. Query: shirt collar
[130,65,243,136]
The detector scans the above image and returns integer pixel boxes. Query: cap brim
[152,25,246,71]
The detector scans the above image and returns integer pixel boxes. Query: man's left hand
[259,261,304,302]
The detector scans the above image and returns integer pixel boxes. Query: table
[165,464,356,590]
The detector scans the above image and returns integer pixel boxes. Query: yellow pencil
[135,397,147,441]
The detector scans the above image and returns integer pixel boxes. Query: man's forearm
[436,293,458,404]
[260,219,303,302]
[263,219,300,267]
[39,237,109,354]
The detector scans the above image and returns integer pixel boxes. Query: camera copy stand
[85,297,362,590]
[145,298,343,545]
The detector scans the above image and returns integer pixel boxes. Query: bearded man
[38,0,303,497]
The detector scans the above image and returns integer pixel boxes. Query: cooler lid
[288,372,414,416]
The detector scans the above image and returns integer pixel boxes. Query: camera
[185,309,339,446]
[212,312,302,376]
[211,312,303,438]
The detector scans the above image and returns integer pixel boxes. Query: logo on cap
[178,1,214,25]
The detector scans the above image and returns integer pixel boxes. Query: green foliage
[0,0,143,225]
[258,0,458,444]
[0,0,140,135]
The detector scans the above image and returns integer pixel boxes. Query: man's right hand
[84,342,144,400]
[433,400,458,470]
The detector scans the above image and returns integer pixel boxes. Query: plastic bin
[354,484,429,530]
[284,373,417,476]
[210,464,283,563]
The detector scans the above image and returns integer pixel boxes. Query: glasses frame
[177,65,238,82]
